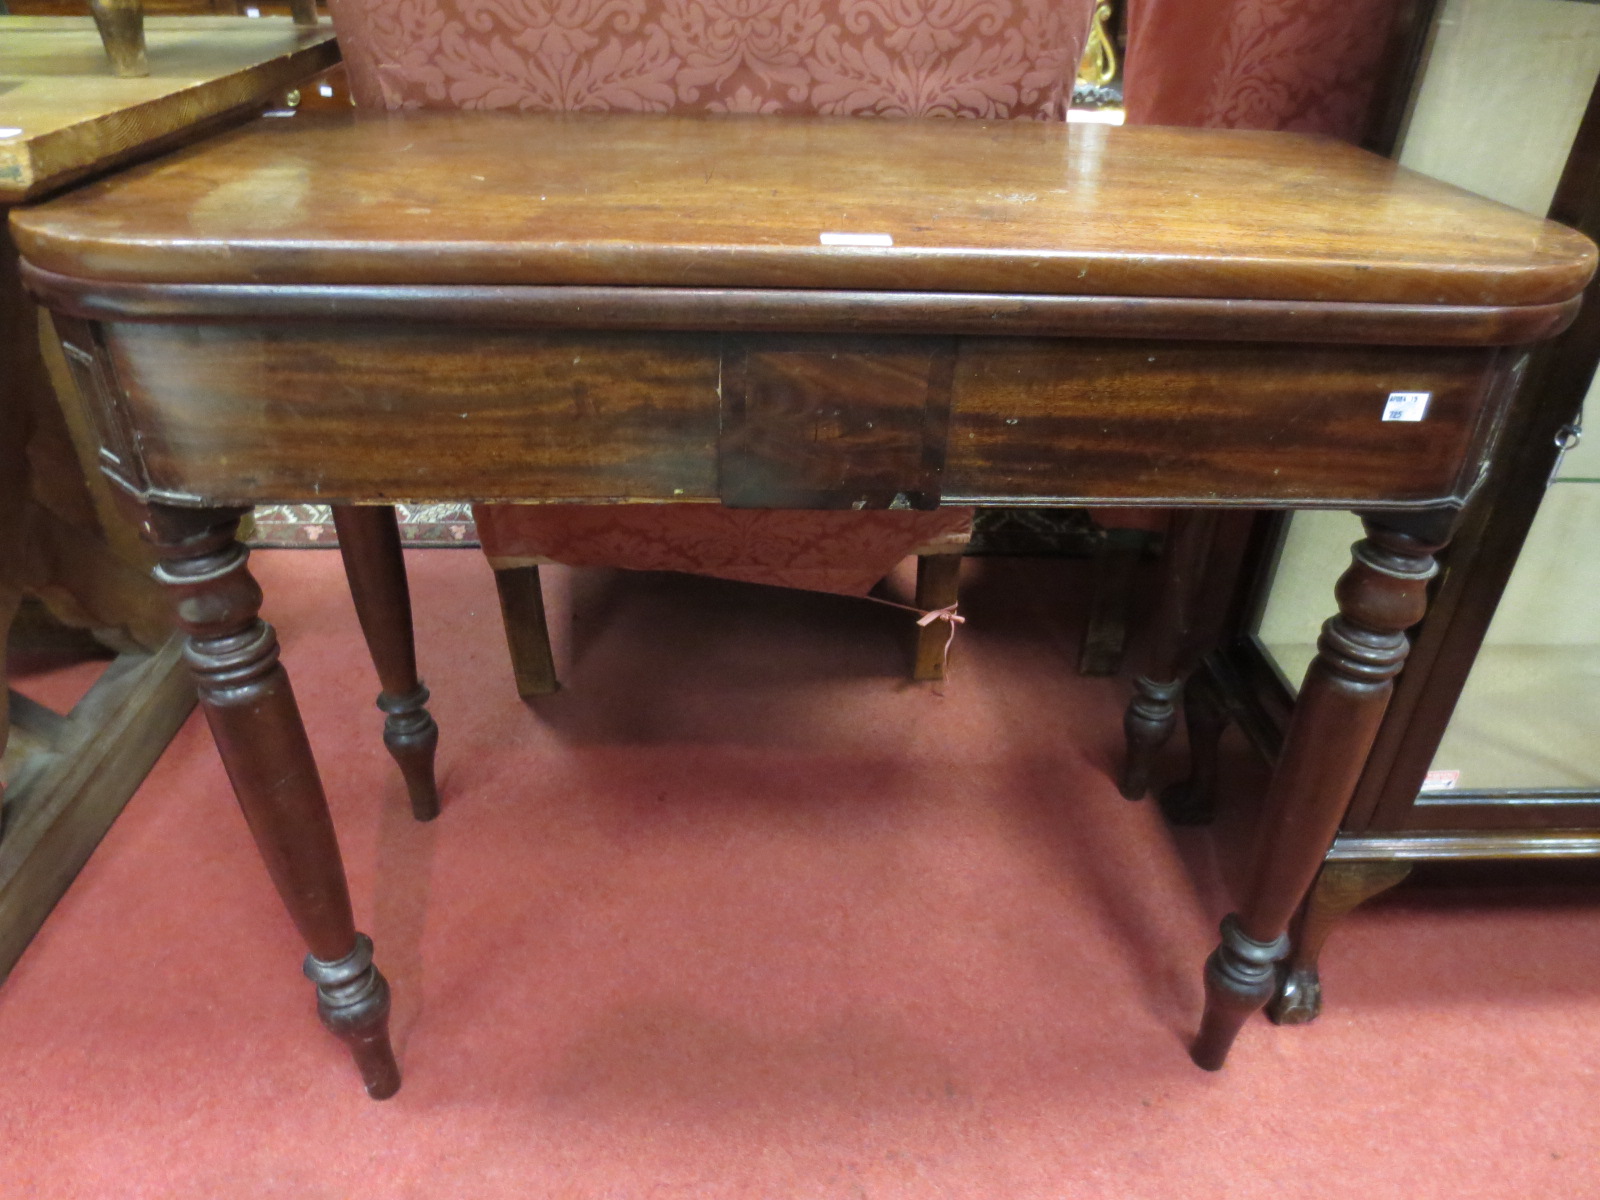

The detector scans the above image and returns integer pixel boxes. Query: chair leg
[1268,858,1413,1025]
[492,565,559,698]
[912,552,963,681]
[331,506,440,822]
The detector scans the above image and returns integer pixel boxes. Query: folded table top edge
[9,111,1595,338]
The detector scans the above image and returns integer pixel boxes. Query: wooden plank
[0,634,193,982]
[0,16,339,201]
[5,689,71,755]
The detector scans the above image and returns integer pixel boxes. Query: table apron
[64,320,1515,511]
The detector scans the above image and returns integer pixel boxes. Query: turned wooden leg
[1269,858,1413,1025]
[913,551,963,682]
[147,504,399,1099]
[1158,667,1229,826]
[1191,509,1450,1070]
[492,564,559,698]
[1078,528,1143,677]
[331,506,440,822]
[1120,511,1218,800]
[88,0,148,77]
[1122,676,1179,800]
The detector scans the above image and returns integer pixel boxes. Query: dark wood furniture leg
[330,505,440,822]
[1120,510,1218,800]
[88,0,148,77]
[1191,509,1449,1070]
[1158,666,1229,826]
[1078,527,1144,677]
[147,504,400,1099]
[1268,858,1414,1025]
[492,564,559,698]
[913,551,962,682]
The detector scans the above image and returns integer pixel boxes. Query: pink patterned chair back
[1123,0,1395,139]
[331,0,1091,120]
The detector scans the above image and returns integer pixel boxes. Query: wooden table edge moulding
[10,110,1594,1097]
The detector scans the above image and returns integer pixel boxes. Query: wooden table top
[0,16,338,203]
[12,110,1595,311]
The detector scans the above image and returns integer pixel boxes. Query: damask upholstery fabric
[1122,0,1393,139]
[474,504,973,596]
[330,0,1090,120]
[330,0,1092,597]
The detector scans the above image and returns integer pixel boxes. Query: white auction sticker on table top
[819,232,894,247]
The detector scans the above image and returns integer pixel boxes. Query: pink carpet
[4,549,1598,1197]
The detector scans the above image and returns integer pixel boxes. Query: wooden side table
[0,14,338,981]
[12,110,1594,1095]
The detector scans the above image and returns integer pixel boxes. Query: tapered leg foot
[1191,916,1289,1070]
[1268,963,1321,1029]
[305,933,400,1099]
[1269,858,1413,1025]
[333,506,441,820]
[379,685,440,822]
[493,565,559,698]
[913,552,963,681]
[148,504,401,1097]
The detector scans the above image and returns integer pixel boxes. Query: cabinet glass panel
[1426,406,1600,790]
[1253,0,1600,792]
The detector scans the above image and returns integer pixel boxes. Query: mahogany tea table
[10,110,1594,1097]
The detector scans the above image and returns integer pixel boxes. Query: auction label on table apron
[1383,391,1431,421]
